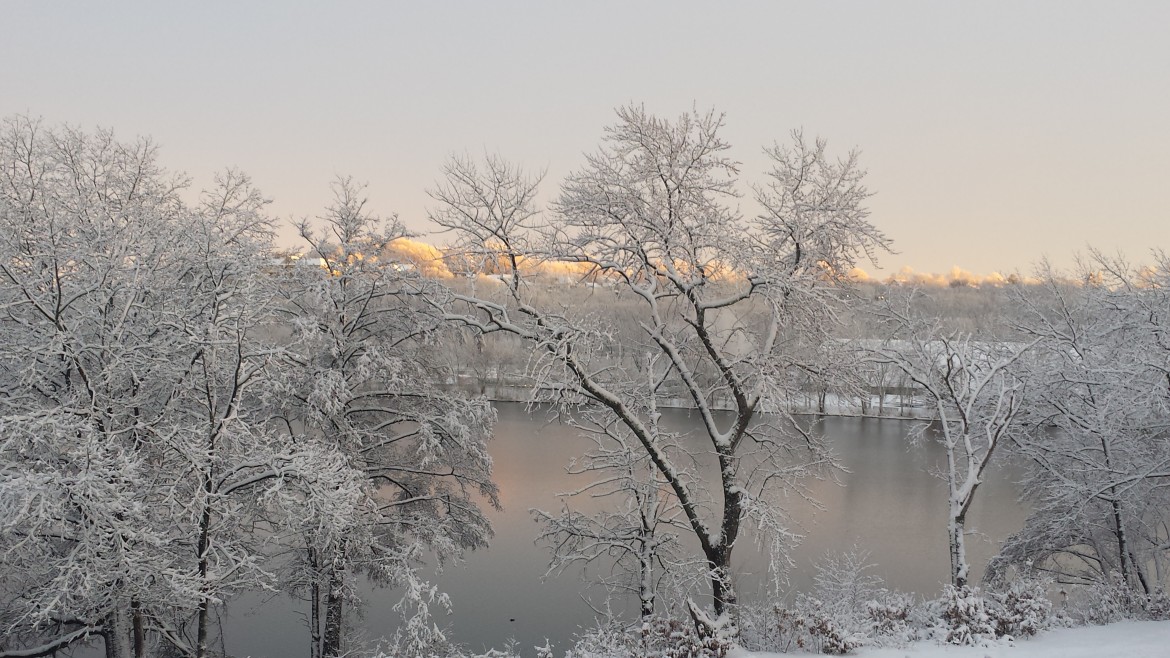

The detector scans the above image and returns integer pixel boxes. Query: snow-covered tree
[989,255,1170,597]
[429,106,888,623]
[533,395,702,619]
[277,177,498,657]
[0,117,363,658]
[869,292,1037,588]
[158,171,376,658]
[0,116,233,657]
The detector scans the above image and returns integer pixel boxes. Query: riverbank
[729,620,1170,658]
[456,377,935,420]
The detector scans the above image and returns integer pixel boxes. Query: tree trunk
[309,547,323,658]
[131,599,145,658]
[1108,494,1149,594]
[637,538,655,618]
[1101,436,1148,594]
[196,500,213,658]
[712,452,742,619]
[710,560,737,617]
[1128,548,1152,595]
[709,449,744,621]
[949,511,969,588]
[1111,496,1133,587]
[104,605,133,658]
[322,567,345,658]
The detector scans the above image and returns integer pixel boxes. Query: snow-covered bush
[737,603,810,654]
[932,585,998,646]
[558,614,732,658]
[563,621,632,658]
[745,599,864,655]
[1072,575,1170,624]
[1146,590,1170,621]
[802,548,916,650]
[1077,575,1142,624]
[386,637,552,658]
[804,608,861,655]
[468,639,523,658]
[739,596,912,653]
[738,550,922,653]
[639,614,733,658]
[806,549,884,633]
[866,591,920,646]
[990,577,1052,637]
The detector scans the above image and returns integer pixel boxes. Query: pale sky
[4,1,1168,276]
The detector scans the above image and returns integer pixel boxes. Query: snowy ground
[728,620,1170,658]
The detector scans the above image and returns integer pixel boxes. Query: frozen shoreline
[729,620,1170,658]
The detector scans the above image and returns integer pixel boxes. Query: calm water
[211,403,1026,657]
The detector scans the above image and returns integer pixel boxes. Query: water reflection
[213,404,1025,656]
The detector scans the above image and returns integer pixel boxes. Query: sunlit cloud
[848,266,1033,287]
[384,237,453,279]
[385,239,1053,290]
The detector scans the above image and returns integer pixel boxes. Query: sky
[3,1,1168,276]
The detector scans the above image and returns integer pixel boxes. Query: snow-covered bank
[729,620,1170,658]
[462,380,934,420]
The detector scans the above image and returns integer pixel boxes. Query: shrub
[1145,589,1170,621]
[991,578,1053,637]
[1071,573,1166,624]
[934,585,998,646]
[737,603,809,654]
[866,591,919,645]
[805,609,861,655]
[561,614,732,658]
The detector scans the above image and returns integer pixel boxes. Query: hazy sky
[4,1,1167,275]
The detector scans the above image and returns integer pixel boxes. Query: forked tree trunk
[1100,434,1150,595]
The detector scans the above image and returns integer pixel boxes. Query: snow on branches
[431,105,888,624]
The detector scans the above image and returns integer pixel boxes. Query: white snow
[728,620,1170,658]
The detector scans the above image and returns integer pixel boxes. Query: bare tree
[0,118,365,658]
[989,255,1170,594]
[869,292,1037,587]
[278,177,498,657]
[429,106,887,624]
[533,371,703,619]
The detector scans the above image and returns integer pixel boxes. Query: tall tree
[533,398,702,619]
[430,106,887,623]
[0,118,361,658]
[0,116,196,658]
[990,256,1170,594]
[869,293,1037,587]
[279,177,498,657]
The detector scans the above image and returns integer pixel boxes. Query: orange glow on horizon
[337,238,1062,289]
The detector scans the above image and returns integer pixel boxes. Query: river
[207,403,1026,657]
